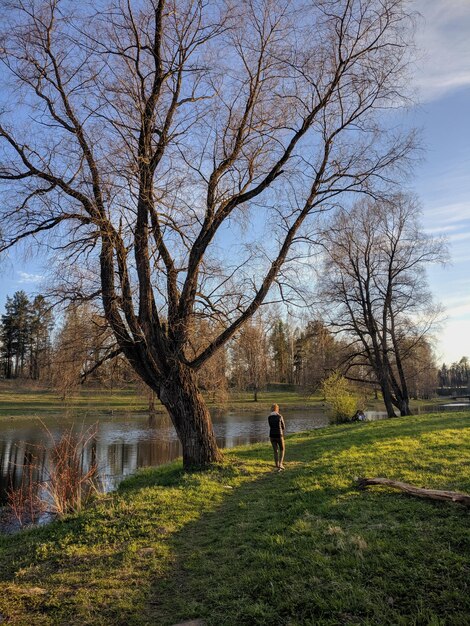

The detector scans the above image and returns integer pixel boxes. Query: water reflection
[0,407,331,505]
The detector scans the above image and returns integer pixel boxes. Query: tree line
[0,291,443,407]
[438,358,470,392]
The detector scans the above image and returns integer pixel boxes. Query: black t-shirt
[268,412,285,438]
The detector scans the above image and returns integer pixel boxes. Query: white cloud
[443,276,470,289]
[421,203,470,246]
[18,271,43,284]
[414,0,470,101]
[419,169,470,212]
[423,200,470,221]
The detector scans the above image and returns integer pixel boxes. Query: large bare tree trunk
[397,397,412,416]
[389,309,413,416]
[158,363,222,469]
[378,369,397,417]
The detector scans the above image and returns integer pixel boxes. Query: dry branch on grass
[356,477,470,507]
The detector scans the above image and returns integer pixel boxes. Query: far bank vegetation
[1,291,452,413]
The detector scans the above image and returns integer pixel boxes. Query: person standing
[268,404,286,471]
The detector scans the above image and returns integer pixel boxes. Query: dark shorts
[270,436,285,451]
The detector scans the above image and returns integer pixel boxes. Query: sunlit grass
[0,384,148,419]
[0,380,449,422]
[0,411,469,624]
[0,383,328,421]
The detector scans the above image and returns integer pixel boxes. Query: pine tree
[0,291,54,380]
[29,295,54,380]
[0,296,15,379]
[269,318,294,384]
[0,291,31,378]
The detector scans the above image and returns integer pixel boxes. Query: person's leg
[278,437,285,469]
[270,438,279,467]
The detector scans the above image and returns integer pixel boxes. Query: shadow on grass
[144,415,470,626]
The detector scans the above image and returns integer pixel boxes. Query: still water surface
[0,407,331,505]
[1,402,468,506]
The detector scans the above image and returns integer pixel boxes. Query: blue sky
[0,0,469,365]
[410,0,470,364]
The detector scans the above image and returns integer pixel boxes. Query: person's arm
[280,415,285,432]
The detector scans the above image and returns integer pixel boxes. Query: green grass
[0,381,443,421]
[1,411,469,625]
[0,382,329,421]
[224,389,326,409]
[0,385,149,419]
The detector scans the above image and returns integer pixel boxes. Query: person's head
[271,403,279,413]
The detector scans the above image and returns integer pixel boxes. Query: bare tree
[293,319,343,391]
[188,318,228,404]
[401,337,438,400]
[231,316,268,401]
[0,0,415,466]
[317,194,445,417]
[51,302,113,397]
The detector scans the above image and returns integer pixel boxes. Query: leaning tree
[0,0,415,466]
[317,194,445,417]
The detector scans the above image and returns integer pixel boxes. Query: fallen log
[356,477,470,507]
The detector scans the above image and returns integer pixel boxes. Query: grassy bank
[1,411,469,625]
[0,383,330,420]
[0,384,148,419]
[0,381,447,421]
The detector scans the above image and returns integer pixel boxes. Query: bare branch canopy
[0,0,416,466]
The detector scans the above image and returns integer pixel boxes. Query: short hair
[271,403,279,412]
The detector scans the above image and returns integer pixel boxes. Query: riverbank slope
[1,411,469,625]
